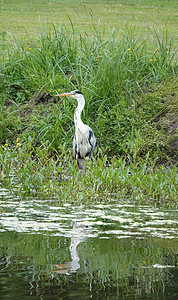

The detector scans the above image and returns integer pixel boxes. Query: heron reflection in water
[52,222,86,275]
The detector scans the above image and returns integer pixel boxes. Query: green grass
[0,22,177,158]
[0,0,177,36]
[0,1,177,203]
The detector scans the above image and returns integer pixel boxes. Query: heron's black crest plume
[73,90,83,95]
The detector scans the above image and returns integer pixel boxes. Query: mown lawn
[0,0,177,36]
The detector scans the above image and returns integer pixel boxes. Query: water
[0,188,177,299]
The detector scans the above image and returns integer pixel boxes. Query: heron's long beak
[55,93,72,97]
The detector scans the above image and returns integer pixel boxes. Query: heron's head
[56,90,84,101]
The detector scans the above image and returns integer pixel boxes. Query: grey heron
[56,90,96,168]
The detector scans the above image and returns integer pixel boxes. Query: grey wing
[73,135,77,159]
[87,129,96,155]
[73,129,96,159]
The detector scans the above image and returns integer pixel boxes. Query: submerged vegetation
[0,20,177,202]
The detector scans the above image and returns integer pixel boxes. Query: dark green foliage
[0,23,177,160]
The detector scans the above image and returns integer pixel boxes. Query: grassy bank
[0,1,177,203]
[0,22,177,158]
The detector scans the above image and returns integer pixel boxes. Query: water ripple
[0,191,177,239]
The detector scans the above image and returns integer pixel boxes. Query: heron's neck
[74,97,85,127]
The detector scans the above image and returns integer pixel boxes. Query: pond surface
[0,188,177,299]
